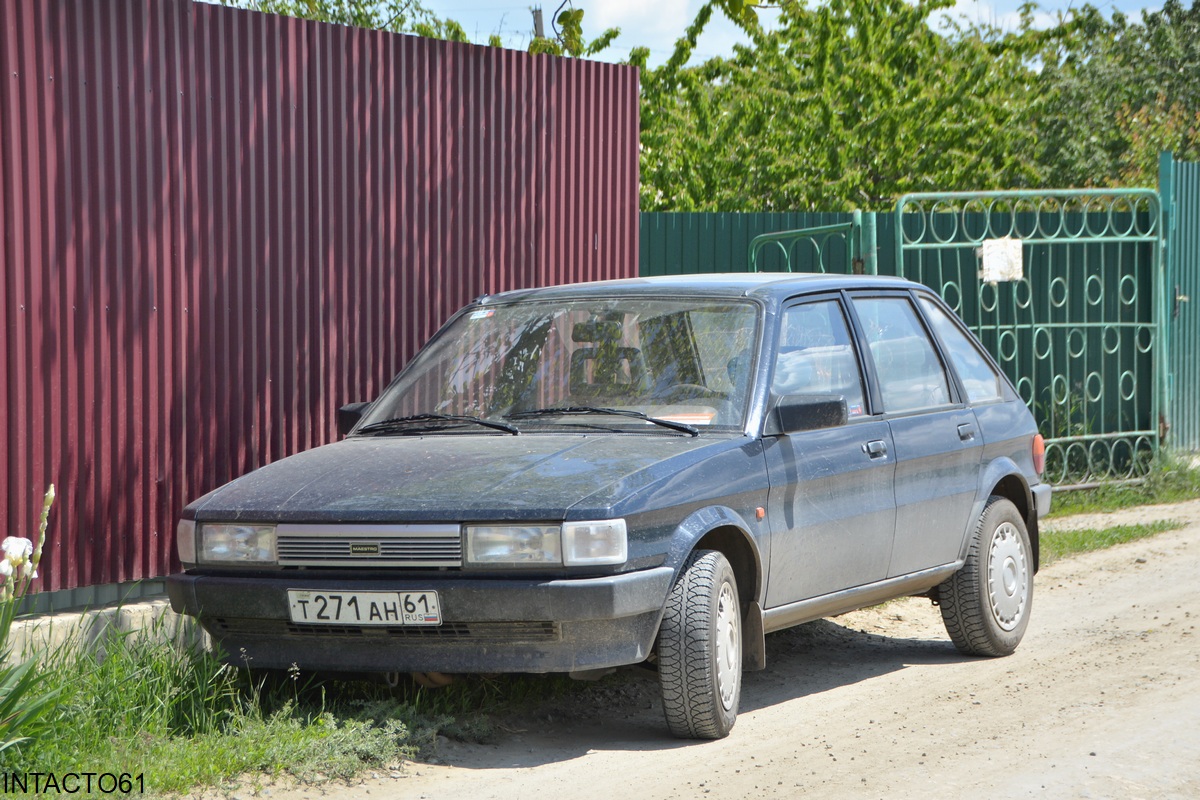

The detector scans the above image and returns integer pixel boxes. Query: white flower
[2,537,33,563]
[0,559,12,579]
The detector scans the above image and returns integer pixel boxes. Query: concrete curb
[6,595,210,665]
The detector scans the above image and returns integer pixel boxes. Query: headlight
[463,519,628,568]
[199,523,277,564]
[465,525,561,566]
[562,519,627,566]
[176,519,197,565]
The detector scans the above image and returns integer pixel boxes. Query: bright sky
[429,0,1163,66]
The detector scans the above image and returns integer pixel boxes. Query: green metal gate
[748,210,880,274]
[894,190,1167,486]
[639,187,1175,485]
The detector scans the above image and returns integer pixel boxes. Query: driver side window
[773,301,867,418]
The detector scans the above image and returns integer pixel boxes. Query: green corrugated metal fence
[641,213,862,275]
[1162,154,1200,452]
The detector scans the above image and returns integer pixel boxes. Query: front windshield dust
[360,297,760,431]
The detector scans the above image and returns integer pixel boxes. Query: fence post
[1159,152,1174,446]
[862,212,878,275]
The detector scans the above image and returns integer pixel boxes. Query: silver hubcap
[715,580,741,711]
[988,522,1028,631]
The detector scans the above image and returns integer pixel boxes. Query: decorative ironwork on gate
[750,222,856,273]
[894,190,1167,486]
[748,210,879,275]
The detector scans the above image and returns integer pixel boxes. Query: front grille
[286,620,560,642]
[210,617,561,643]
[275,523,461,567]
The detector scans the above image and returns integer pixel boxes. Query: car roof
[478,273,917,305]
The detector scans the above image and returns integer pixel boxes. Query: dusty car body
[168,273,1050,739]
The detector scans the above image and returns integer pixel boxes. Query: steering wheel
[658,383,723,403]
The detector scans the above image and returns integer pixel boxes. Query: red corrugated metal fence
[0,0,640,595]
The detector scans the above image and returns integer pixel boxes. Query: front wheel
[657,549,742,739]
[938,495,1033,656]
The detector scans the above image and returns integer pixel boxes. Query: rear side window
[919,297,1003,404]
[773,300,866,417]
[852,296,951,413]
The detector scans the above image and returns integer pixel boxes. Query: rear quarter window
[852,296,952,414]
[919,297,1004,404]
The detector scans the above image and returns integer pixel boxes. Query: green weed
[0,624,410,795]
[0,615,593,797]
[1040,520,1186,566]
[1047,454,1200,518]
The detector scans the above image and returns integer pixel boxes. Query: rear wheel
[938,495,1033,656]
[657,549,742,739]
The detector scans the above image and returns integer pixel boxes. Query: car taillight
[1032,434,1045,475]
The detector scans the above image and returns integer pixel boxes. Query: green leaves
[221,0,439,34]
[529,8,621,59]
[640,0,1200,210]
[640,0,1041,212]
[1032,0,1200,187]
[0,656,60,754]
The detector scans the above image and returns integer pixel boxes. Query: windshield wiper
[505,406,699,437]
[356,413,519,436]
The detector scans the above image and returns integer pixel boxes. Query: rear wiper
[356,413,519,436]
[505,406,699,436]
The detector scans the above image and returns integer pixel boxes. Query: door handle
[957,423,977,442]
[863,439,888,458]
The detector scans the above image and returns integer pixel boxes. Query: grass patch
[1040,519,1186,566]
[0,620,587,797]
[1046,455,1200,519]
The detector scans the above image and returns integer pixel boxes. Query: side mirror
[765,394,848,435]
[337,401,372,437]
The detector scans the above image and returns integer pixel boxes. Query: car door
[848,293,984,577]
[763,297,897,607]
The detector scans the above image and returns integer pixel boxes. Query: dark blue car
[169,273,1050,739]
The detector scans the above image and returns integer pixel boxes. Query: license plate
[287,590,441,626]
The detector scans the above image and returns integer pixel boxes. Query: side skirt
[762,562,963,635]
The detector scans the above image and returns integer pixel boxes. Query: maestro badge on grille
[349,542,381,556]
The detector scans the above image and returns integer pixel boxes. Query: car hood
[187,433,747,523]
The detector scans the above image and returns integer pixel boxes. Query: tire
[938,495,1033,656]
[657,549,742,739]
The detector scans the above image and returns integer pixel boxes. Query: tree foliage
[528,7,621,58]
[220,0,450,35]
[224,0,618,59]
[639,0,1048,212]
[1032,0,1200,187]
[637,0,1200,210]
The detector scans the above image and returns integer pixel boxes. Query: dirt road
[282,501,1200,800]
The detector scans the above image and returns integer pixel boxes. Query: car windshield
[359,296,760,432]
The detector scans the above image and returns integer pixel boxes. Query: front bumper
[167,567,674,673]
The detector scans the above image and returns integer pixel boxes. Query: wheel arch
[695,525,761,608]
[666,506,764,602]
[664,507,768,671]
[984,469,1040,573]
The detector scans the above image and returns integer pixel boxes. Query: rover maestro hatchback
[169,273,1050,739]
